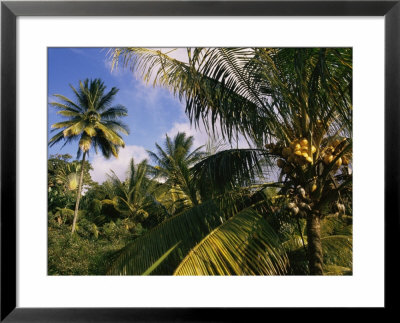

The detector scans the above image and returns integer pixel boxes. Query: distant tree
[148,132,205,211]
[104,159,154,221]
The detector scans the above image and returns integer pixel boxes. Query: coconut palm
[49,78,129,233]
[148,132,205,211]
[109,48,352,275]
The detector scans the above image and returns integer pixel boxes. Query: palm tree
[49,78,129,233]
[109,48,352,275]
[148,132,205,211]
[102,158,169,227]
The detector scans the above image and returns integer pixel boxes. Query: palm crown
[49,78,129,158]
[148,132,205,207]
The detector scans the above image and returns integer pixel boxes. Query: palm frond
[100,105,128,120]
[110,48,351,148]
[192,148,269,194]
[142,242,180,276]
[107,200,224,275]
[51,95,84,113]
[173,208,288,275]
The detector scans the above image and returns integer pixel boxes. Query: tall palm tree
[49,78,129,233]
[109,48,352,275]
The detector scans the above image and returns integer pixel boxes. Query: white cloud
[90,145,149,183]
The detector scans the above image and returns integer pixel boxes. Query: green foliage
[174,209,288,275]
[48,154,94,212]
[48,212,140,275]
[104,158,164,222]
[142,243,181,276]
[193,148,268,196]
[49,78,129,159]
[107,200,224,275]
[148,132,205,209]
[107,47,352,276]
[49,47,353,275]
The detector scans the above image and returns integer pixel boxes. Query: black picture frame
[1,1,398,321]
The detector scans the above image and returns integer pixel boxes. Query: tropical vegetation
[49,78,129,233]
[48,48,352,276]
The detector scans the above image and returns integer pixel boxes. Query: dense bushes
[48,210,145,275]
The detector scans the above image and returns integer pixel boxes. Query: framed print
[1,0,399,321]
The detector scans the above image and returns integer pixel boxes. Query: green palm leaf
[107,200,224,275]
[142,242,181,276]
[173,209,288,275]
[193,148,269,195]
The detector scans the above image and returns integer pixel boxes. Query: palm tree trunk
[71,151,86,234]
[306,213,324,275]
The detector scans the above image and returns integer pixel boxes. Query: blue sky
[48,48,213,183]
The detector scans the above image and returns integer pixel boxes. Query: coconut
[311,145,316,153]
[306,156,313,163]
[300,138,308,146]
[294,150,302,156]
[335,157,343,167]
[311,184,317,192]
[277,159,285,168]
[324,154,333,165]
[337,203,346,215]
[342,156,349,165]
[302,152,309,158]
[297,186,306,198]
[282,147,291,157]
[326,146,334,154]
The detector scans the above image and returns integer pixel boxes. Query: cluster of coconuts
[321,138,350,169]
[286,186,313,217]
[268,138,316,175]
[267,137,351,174]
